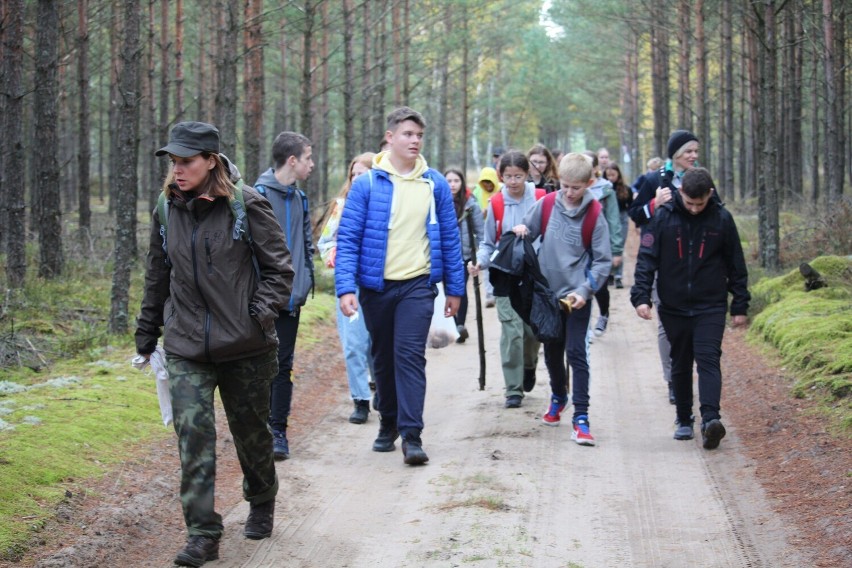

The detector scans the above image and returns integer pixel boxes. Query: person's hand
[612,255,622,269]
[636,304,653,320]
[511,224,529,238]
[654,187,672,208]
[731,315,747,327]
[339,293,358,317]
[468,261,481,277]
[325,247,337,268]
[565,292,585,310]
[444,295,461,318]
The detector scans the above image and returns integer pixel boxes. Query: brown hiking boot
[174,535,219,567]
[244,499,275,539]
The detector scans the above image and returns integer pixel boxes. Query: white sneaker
[593,315,609,337]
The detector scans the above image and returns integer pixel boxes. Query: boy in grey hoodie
[254,131,316,460]
[518,153,612,445]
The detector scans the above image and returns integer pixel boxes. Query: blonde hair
[162,153,235,199]
[339,152,376,199]
[558,152,594,183]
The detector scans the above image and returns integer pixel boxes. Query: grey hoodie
[522,190,612,300]
[254,168,315,312]
[476,182,540,268]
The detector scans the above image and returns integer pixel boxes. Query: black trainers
[456,325,469,343]
[701,419,726,450]
[402,439,429,465]
[504,394,522,408]
[523,368,536,392]
[272,429,289,460]
[372,421,399,452]
[615,277,624,289]
[244,499,275,540]
[174,536,219,567]
[673,421,694,440]
[349,399,370,424]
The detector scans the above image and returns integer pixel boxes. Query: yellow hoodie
[473,167,501,212]
[373,151,432,281]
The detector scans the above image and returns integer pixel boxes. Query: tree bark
[158,1,170,180]
[215,0,239,159]
[437,4,452,173]
[35,0,64,279]
[676,2,692,131]
[757,0,780,270]
[243,0,264,183]
[695,0,709,170]
[650,0,670,156]
[342,0,355,165]
[77,0,92,241]
[720,0,734,201]
[109,0,142,334]
[173,0,184,121]
[2,0,27,288]
[822,0,841,206]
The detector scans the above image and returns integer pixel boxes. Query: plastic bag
[529,280,563,343]
[427,283,459,348]
[131,347,173,426]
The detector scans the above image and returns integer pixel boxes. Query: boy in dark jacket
[631,167,749,449]
[254,131,315,460]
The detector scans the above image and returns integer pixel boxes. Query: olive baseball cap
[155,121,220,157]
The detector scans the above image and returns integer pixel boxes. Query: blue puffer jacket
[335,168,465,297]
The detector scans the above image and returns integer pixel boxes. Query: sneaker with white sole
[542,395,568,426]
[593,315,609,337]
[571,415,596,446]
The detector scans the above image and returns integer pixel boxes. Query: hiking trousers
[360,275,433,441]
[543,302,592,419]
[496,296,540,398]
[659,310,726,425]
[167,348,280,539]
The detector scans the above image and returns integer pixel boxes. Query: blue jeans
[359,276,435,440]
[543,302,592,419]
[336,289,373,401]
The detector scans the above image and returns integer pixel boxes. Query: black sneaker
[615,277,624,289]
[272,429,289,461]
[523,368,536,392]
[456,325,469,343]
[244,499,275,540]
[349,399,370,424]
[701,419,726,449]
[673,421,694,440]
[402,439,429,465]
[504,394,522,408]
[372,422,399,452]
[174,536,219,567]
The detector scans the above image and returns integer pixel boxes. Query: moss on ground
[748,256,852,432]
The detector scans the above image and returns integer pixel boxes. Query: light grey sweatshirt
[476,182,539,268]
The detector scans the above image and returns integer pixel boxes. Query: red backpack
[491,188,546,241]
[540,192,601,250]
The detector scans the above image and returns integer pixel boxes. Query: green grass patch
[748,256,852,433]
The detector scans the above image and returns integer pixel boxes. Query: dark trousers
[594,280,610,317]
[270,310,300,432]
[360,276,434,441]
[543,302,592,419]
[167,348,280,538]
[659,311,726,425]
[454,263,471,328]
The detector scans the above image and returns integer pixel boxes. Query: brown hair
[527,143,558,181]
[444,167,468,220]
[338,152,375,199]
[162,153,235,199]
[605,163,631,202]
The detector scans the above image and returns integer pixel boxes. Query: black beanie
[666,130,698,159]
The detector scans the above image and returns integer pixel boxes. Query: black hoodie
[631,191,750,317]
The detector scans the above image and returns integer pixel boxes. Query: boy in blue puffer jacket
[335,107,465,466]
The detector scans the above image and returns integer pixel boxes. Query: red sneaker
[542,395,568,426]
[571,415,596,446]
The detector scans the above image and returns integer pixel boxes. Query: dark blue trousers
[543,302,592,420]
[270,310,299,432]
[359,276,435,441]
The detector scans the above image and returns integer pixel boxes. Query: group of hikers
[133,106,750,567]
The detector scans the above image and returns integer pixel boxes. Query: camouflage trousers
[166,348,280,538]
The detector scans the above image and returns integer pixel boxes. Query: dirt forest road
[207,264,804,567]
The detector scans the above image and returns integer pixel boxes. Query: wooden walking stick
[464,207,486,390]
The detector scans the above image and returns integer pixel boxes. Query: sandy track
[204,266,803,567]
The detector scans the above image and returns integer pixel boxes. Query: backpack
[539,191,601,250]
[490,188,546,240]
[157,180,254,269]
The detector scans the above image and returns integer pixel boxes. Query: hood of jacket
[255,168,291,194]
[477,167,500,193]
[587,177,614,201]
[373,151,429,179]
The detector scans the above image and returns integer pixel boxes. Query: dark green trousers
[167,348,279,538]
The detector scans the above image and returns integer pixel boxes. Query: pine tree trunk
[2,0,27,288]
[318,0,330,207]
[216,0,239,159]
[342,0,355,165]
[173,0,184,121]
[650,0,670,156]
[109,0,141,334]
[359,0,371,150]
[242,0,264,184]
[77,0,92,242]
[274,11,288,136]
[811,24,821,203]
[145,0,158,210]
[437,4,451,173]
[158,1,170,180]
[392,1,401,106]
[721,0,734,201]
[35,0,64,279]
[695,0,709,170]
[461,7,470,175]
[676,3,691,130]
[823,0,841,206]
[758,0,780,270]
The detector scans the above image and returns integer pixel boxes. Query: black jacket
[630,192,750,317]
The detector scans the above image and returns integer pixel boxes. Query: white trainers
[593,315,609,337]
